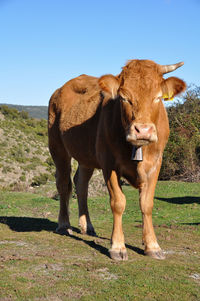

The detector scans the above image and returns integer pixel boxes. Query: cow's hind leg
[49,141,72,235]
[56,163,72,235]
[73,165,96,236]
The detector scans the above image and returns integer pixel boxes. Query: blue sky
[0,0,200,106]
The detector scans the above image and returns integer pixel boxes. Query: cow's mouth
[131,139,150,146]
[126,136,155,147]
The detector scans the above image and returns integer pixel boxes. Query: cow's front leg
[139,169,165,260]
[104,170,128,261]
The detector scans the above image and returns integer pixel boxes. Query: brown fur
[48,59,186,260]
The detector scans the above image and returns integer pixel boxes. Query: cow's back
[48,74,102,167]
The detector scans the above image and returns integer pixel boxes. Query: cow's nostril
[134,125,140,133]
[133,123,156,139]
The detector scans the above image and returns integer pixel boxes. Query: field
[0,181,200,300]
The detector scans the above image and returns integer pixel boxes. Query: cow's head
[98,60,186,146]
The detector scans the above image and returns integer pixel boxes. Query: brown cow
[48,59,186,260]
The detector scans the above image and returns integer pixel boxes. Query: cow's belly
[61,127,100,169]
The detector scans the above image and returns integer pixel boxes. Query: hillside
[0,105,105,196]
[0,104,48,120]
[0,105,53,190]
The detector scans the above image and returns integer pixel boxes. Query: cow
[48,59,186,260]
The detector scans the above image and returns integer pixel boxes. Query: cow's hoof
[145,250,165,260]
[80,225,97,237]
[87,228,97,237]
[56,227,73,236]
[109,248,128,261]
[87,225,97,237]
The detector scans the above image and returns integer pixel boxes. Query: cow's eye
[121,98,132,105]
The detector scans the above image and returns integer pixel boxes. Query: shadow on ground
[0,216,57,232]
[155,196,200,204]
[0,216,144,258]
[55,232,144,258]
[180,222,200,226]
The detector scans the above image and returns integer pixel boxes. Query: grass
[0,181,200,300]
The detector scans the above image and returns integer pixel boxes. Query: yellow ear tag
[162,92,174,101]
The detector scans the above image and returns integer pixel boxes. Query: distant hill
[0,104,48,119]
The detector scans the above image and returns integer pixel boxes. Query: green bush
[2,166,12,174]
[23,162,38,171]
[19,175,26,182]
[0,105,19,119]
[20,110,29,119]
[10,147,26,164]
[45,156,54,167]
[31,173,49,186]
[160,86,200,182]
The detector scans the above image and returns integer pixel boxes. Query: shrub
[45,156,54,167]
[31,173,49,186]
[0,105,19,119]
[23,162,38,171]
[10,147,26,164]
[160,86,200,182]
[19,175,26,182]
[20,110,29,119]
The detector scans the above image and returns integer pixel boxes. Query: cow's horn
[160,62,184,74]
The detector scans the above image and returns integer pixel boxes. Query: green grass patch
[0,181,199,300]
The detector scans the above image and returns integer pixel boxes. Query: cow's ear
[98,75,120,99]
[161,77,186,100]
